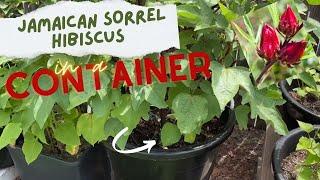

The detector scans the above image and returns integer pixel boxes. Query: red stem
[255,61,277,85]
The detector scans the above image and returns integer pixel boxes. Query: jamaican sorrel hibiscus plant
[0,0,311,164]
[256,5,307,84]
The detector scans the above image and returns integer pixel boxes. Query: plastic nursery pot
[280,80,320,130]
[8,144,111,180]
[105,108,235,180]
[0,148,13,169]
[0,128,13,169]
[272,126,320,180]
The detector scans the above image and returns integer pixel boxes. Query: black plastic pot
[280,80,320,130]
[0,128,13,169]
[272,126,320,180]
[105,108,235,180]
[8,144,111,180]
[0,148,13,169]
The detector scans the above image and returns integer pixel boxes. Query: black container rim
[279,80,320,120]
[105,108,235,160]
[272,125,320,180]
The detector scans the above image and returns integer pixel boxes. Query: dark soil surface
[290,91,320,115]
[41,141,90,162]
[16,137,89,162]
[211,126,265,180]
[281,150,307,180]
[128,108,225,150]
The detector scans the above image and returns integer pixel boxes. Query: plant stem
[255,61,277,85]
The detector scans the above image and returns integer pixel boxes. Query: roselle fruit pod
[257,24,280,61]
[279,41,307,65]
[278,5,302,37]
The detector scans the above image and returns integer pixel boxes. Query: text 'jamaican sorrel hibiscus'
[256,5,307,84]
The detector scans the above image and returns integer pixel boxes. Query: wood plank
[257,125,280,180]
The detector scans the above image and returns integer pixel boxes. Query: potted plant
[273,121,320,180]
[0,1,115,179]
[102,1,291,180]
[0,53,112,180]
[233,0,320,130]
[274,2,320,129]
[280,66,320,129]
[0,0,26,171]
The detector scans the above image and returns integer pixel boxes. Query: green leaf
[297,166,313,180]
[200,80,213,94]
[307,0,320,5]
[172,93,208,134]
[111,95,149,148]
[243,15,255,39]
[0,93,10,109]
[91,95,112,119]
[297,121,314,133]
[177,4,201,26]
[161,123,181,146]
[105,118,125,139]
[304,153,320,165]
[97,71,111,98]
[22,133,42,164]
[65,145,78,155]
[211,62,251,110]
[167,83,189,107]
[267,3,280,27]
[33,96,55,128]
[241,86,288,135]
[202,93,221,122]
[20,109,36,133]
[297,136,318,155]
[31,123,47,144]
[199,0,214,26]
[219,3,238,22]
[184,133,196,143]
[143,83,168,108]
[0,110,10,127]
[111,95,149,130]
[235,105,250,130]
[54,121,80,146]
[68,70,97,110]
[104,118,126,149]
[232,21,253,43]
[249,97,288,135]
[53,88,69,111]
[0,123,22,149]
[77,114,107,145]
[298,71,317,89]
[179,30,196,50]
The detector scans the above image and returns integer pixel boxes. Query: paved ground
[211,126,265,180]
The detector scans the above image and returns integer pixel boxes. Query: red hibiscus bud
[257,24,280,61]
[279,41,307,65]
[278,5,301,37]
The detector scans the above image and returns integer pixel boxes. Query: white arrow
[112,127,156,154]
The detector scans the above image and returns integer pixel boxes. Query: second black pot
[272,126,320,180]
[105,108,235,180]
[280,80,320,130]
[0,148,13,169]
[8,144,111,180]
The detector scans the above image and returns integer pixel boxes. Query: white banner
[0,1,180,58]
